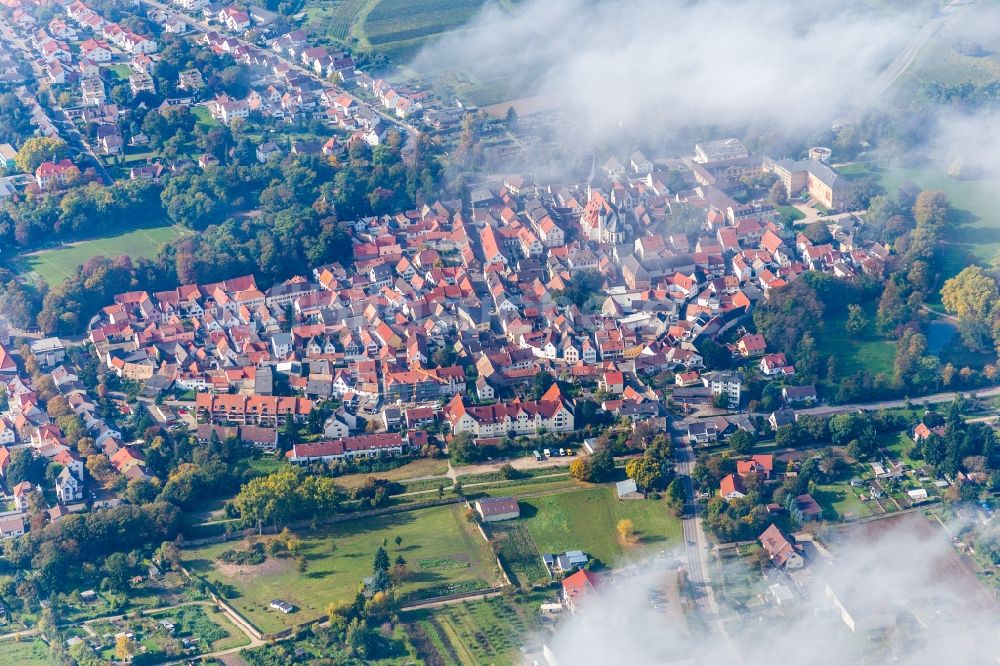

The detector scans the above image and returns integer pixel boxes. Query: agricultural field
[361,0,486,46]
[302,0,369,42]
[303,0,489,58]
[0,639,55,666]
[302,0,532,107]
[404,593,546,666]
[147,605,249,652]
[518,486,682,567]
[486,521,549,588]
[13,223,189,286]
[182,504,498,634]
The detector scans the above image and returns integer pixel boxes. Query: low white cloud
[412,0,920,145]
[543,515,1000,665]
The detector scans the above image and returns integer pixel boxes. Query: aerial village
[0,0,998,662]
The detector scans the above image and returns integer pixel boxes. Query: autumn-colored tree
[617,518,636,545]
[569,457,593,482]
[15,137,68,173]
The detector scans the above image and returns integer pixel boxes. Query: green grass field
[813,483,874,521]
[884,431,923,468]
[518,486,682,567]
[183,505,497,634]
[776,205,805,222]
[14,223,187,286]
[191,105,219,128]
[108,64,131,80]
[879,166,1000,271]
[816,303,897,379]
[0,640,54,666]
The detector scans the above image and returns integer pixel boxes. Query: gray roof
[616,478,639,496]
[772,158,845,189]
[695,138,749,163]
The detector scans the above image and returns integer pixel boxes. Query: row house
[444,384,574,438]
[195,393,314,426]
[287,432,407,464]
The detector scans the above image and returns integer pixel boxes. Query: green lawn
[0,640,54,666]
[883,431,923,468]
[815,304,897,379]
[335,457,449,489]
[13,223,188,286]
[108,64,131,80]
[813,483,874,521]
[834,162,877,179]
[183,505,497,634]
[519,486,682,567]
[191,105,219,128]
[776,205,805,222]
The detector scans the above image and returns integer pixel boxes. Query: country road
[673,441,740,658]
[861,0,968,106]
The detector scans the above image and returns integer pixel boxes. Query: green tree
[103,552,131,593]
[665,477,686,515]
[845,303,868,336]
[768,179,787,206]
[728,430,755,454]
[448,431,478,463]
[590,449,614,482]
[802,220,832,244]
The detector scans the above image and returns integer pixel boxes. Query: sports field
[182,504,497,634]
[14,224,187,286]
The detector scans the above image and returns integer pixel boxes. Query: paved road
[793,385,1000,418]
[674,443,725,636]
[861,0,967,106]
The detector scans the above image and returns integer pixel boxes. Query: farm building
[616,478,645,499]
[474,496,520,522]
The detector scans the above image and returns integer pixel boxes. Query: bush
[217,542,265,566]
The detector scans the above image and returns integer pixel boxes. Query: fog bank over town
[413,0,918,144]
[543,515,1000,665]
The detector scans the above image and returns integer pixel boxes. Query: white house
[56,467,83,504]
